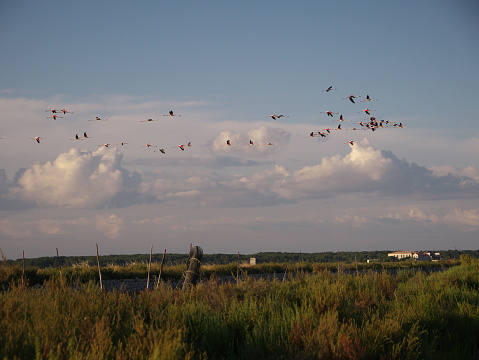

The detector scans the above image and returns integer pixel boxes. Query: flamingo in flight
[70,134,83,140]
[142,143,157,148]
[267,114,289,120]
[47,115,62,120]
[140,118,159,122]
[334,114,352,122]
[163,110,181,116]
[321,111,338,117]
[359,109,375,115]
[29,136,45,143]
[342,95,360,104]
[323,86,336,92]
[361,95,378,102]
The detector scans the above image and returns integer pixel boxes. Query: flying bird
[321,111,338,117]
[29,136,45,143]
[222,139,239,146]
[155,148,167,154]
[142,143,157,148]
[267,114,289,120]
[140,118,159,122]
[47,115,62,120]
[99,143,110,147]
[83,132,93,138]
[323,86,336,92]
[70,134,83,140]
[88,117,108,121]
[361,95,378,102]
[45,109,59,113]
[163,110,181,116]
[60,109,74,114]
[334,114,352,122]
[342,95,360,103]
[344,141,354,146]
[307,131,327,138]
[359,109,375,115]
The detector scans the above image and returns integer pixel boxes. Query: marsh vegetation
[0,257,478,359]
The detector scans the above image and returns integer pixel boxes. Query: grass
[0,260,478,359]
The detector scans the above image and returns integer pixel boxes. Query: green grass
[0,261,478,359]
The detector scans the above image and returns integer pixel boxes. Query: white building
[413,252,432,261]
[388,251,415,259]
[388,251,441,261]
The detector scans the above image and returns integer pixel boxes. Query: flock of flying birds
[302,86,406,146]
[27,86,406,152]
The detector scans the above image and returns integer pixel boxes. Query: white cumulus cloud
[10,147,142,209]
[230,139,479,203]
[208,125,291,156]
[3,139,479,210]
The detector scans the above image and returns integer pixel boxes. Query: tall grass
[0,263,478,359]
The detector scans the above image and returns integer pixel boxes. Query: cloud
[430,165,479,182]
[0,214,125,241]
[0,219,33,238]
[126,154,269,168]
[0,169,10,195]
[382,208,441,225]
[3,139,479,210]
[443,208,479,230]
[230,139,479,203]
[95,214,124,239]
[208,125,291,156]
[10,147,143,209]
[381,206,479,231]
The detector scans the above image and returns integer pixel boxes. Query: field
[1,258,478,359]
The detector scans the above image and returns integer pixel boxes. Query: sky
[1,0,478,259]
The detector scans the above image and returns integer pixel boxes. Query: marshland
[1,253,478,359]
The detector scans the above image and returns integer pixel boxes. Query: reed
[0,262,477,359]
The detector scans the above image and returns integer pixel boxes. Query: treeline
[4,249,479,269]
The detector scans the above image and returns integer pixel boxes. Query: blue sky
[1,0,478,259]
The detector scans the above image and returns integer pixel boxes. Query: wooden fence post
[21,250,25,285]
[96,244,103,290]
[146,245,153,290]
[156,249,167,288]
[182,245,203,290]
[56,247,62,277]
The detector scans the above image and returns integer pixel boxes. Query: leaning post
[182,245,203,290]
